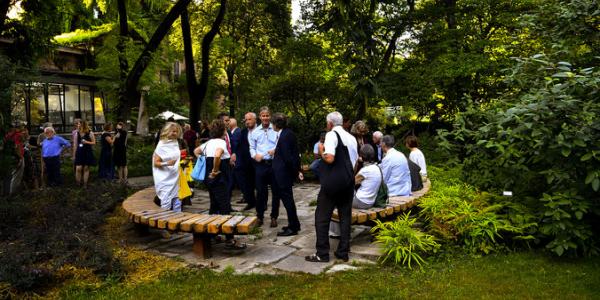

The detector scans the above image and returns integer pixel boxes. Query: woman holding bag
[194,119,246,250]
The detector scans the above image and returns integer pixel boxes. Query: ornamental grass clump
[371,213,439,269]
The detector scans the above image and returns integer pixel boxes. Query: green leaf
[593,178,600,192]
[585,173,595,184]
[575,211,583,220]
[561,148,571,157]
[555,245,564,256]
[581,153,593,161]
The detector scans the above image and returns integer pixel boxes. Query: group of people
[2,119,129,193]
[151,108,427,260]
[152,107,302,249]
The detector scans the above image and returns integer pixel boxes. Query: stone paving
[124,178,382,274]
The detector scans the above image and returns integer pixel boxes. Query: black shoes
[305,254,329,263]
[277,228,298,236]
[334,253,349,262]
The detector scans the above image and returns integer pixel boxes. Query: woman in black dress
[98,123,115,180]
[113,122,128,183]
[74,120,96,187]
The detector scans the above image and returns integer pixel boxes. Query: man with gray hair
[306,111,358,263]
[380,135,411,196]
[40,127,71,186]
[372,131,383,162]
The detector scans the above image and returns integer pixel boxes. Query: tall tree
[119,0,192,121]
[180,6,200,128]
[181,0,226,127]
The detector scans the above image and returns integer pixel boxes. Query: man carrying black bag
[306,112,358,263]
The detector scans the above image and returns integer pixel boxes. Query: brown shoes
[270,218,278,228]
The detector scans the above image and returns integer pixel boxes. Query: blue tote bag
[191,146,207,181]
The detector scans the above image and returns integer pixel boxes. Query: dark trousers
[315,187,353,259]
[234,164,256,206]
[278,182,301,232]
[43,156,62,187]
[208,180,230,215]
[254,161,279,220]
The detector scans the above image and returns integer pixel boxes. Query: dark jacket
[273,128,301,188]
[234,127,252,170]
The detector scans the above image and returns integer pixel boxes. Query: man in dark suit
[234,112,257,211]
[270,113,302,236]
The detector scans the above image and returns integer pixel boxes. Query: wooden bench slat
[180,215,212,232]
[356,212,368,224]
[147,211,181,227]
[167,214,204,231]
[236,217,258,234]
[128,209,159,222]
[221,216,246,234]
[193,215,222,233]
[156,212,190,229]
[207,215,233,234]
[138,210,173,224]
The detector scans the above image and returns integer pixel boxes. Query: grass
[58,251,600,299]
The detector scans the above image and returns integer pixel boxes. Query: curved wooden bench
[123,187,258,258]
[332,179,431,224]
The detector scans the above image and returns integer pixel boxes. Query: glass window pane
[80,86,93,124]
[64,85,79,125]
[48,84,64,126]
[94,94,105,124]
[30,83,46,133]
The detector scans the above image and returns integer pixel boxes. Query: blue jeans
[310,159,321,180]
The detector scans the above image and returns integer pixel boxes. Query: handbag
[191,145,207,181]
[373,164,389,208]
[319,131,355,197]
[178,168,192,199]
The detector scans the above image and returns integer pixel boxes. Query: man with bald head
[372,131,383,162]
[228,117,241,198]
[40,127,71,186]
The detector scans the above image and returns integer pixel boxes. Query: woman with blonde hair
[74,120,96,187]
[153,122,183,212]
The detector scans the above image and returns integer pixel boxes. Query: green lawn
[59,251,600,299]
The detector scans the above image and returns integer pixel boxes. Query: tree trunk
[116,0,129,122]
[196,0,227,119]
[122,0,192,121]
[181,7,200,130]
[136,91,150,135]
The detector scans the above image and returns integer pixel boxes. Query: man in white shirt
[380,135,411,196]
[306,112,358,263]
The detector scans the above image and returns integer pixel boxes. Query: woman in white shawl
[153,122,183,212]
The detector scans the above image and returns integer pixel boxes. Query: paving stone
[326,264,359,274]
[273,254,334,274]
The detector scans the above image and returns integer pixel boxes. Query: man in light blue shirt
[40,127,71,186]
[380,135,411,196]
[248,106,280,226]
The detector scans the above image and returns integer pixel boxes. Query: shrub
[437,55,600,256]
[419,166,536,254]
[0,183,128,292]
[371,213,440,269]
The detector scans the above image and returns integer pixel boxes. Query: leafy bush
[437,55,600,256]
[0,183,128,292]
[418,166,536,254]
[371,213,440,269]
[126,135,155,177]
